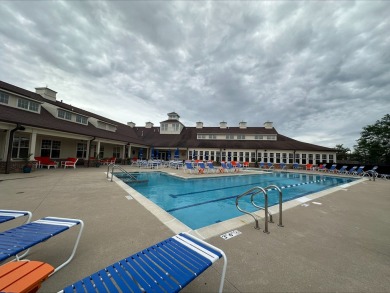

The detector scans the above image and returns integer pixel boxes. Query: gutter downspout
[5,124,26,174]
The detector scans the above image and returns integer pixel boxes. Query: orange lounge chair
[0,261,54,293]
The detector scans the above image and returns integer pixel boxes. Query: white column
[30,132,37,160]
[86,140,90,159]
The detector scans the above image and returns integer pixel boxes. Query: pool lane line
[168,177,328,198]
[166,179,328,212]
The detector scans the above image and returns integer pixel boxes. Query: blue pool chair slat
[113,262,145,292]
[106,265,135,292]
[133,251,181,292]
[119,258,161,292]
[141,247,192,286]
[124,255,176,292]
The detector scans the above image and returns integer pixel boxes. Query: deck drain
[125,195,133,200]
[220,230,242,240]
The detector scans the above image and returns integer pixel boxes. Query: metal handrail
[236,186,269,233]
[236,185,284,233]
[264,185,283,227]
[107,164,138,182]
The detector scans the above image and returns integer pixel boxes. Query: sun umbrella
[150,147,154,159]
[174,148,179,159]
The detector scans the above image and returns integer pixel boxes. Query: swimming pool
[120,172,356,230]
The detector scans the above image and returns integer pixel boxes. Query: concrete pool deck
[1,166,389,292]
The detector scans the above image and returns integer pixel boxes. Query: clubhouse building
[0,80,336,173]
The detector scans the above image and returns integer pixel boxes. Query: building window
[282,153,287,163]
[226,135,234,140]
[329,154,334,163]
[197,134,206,139]
[41,139,61,158]
[113,146,121,158]
[301,154,307,164]
[99,146,105,159]
[58,109,72,120]
[315,154,321,164]
[250,152,256,163]
[17,98,39,112]
[161,124,168,131]
[0,92,9,104]
[322,154,327,162]
[289,153,294,163]
[76,115,88,125]
[237,135,245,140]
[77,143,87,158]
[173,124,179,131]
[12,136,30,159]
[208,134,216,139]
[255,135,263,140]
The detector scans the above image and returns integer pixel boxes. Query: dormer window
[161,124,168,131]
[0,92,9,104]
[237,135,245,140]
[58,109,72,120]
[173,123,179,131]
[226,135,234,140]
[76,115,88,125]
[17,98,39,112]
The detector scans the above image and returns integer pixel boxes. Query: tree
[335,144,350,161]
[354,114,390,164]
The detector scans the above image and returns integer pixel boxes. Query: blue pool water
[121,172,356,229]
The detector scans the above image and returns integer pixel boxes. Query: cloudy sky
[1,1,389,149]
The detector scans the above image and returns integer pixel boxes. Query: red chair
[35,157,57,169]
[61,158,78,169]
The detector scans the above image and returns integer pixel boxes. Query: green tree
[335,144,350,161]
[354,114,390,164]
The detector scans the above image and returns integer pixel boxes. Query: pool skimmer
[220,230,242,240]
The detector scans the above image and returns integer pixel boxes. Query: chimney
[127,122,135,128]
[239,121,247,129]
[35,87,57,101]
[264,121,273,129]
[220,121,227,129]
[196,121,203,129]
[145,122,154,128]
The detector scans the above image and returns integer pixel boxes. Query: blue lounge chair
[325,164,337,173]
[221,162,232,173]
[267,162,274,169]
[259,162,265,169]
[198,162,207,174]
[279,163,287,170]
[292,163,301,170]
[0,209,32,225]
[206,162,217,173]
[61,232,227,293]
[226,162,236,172]
[346,166,357,175]
[184,162,195,173]
[336,165,348,174]
[352,166,365,176]
[0,216,84,274]
[362,166,378,178]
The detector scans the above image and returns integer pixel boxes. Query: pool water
[121,172,356,230]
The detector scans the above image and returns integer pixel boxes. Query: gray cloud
[1,0,389,149]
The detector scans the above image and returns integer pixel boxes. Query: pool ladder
[106,163,144,183]
[236,185,283,234]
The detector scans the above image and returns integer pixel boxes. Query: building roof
[1,80,335,152]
